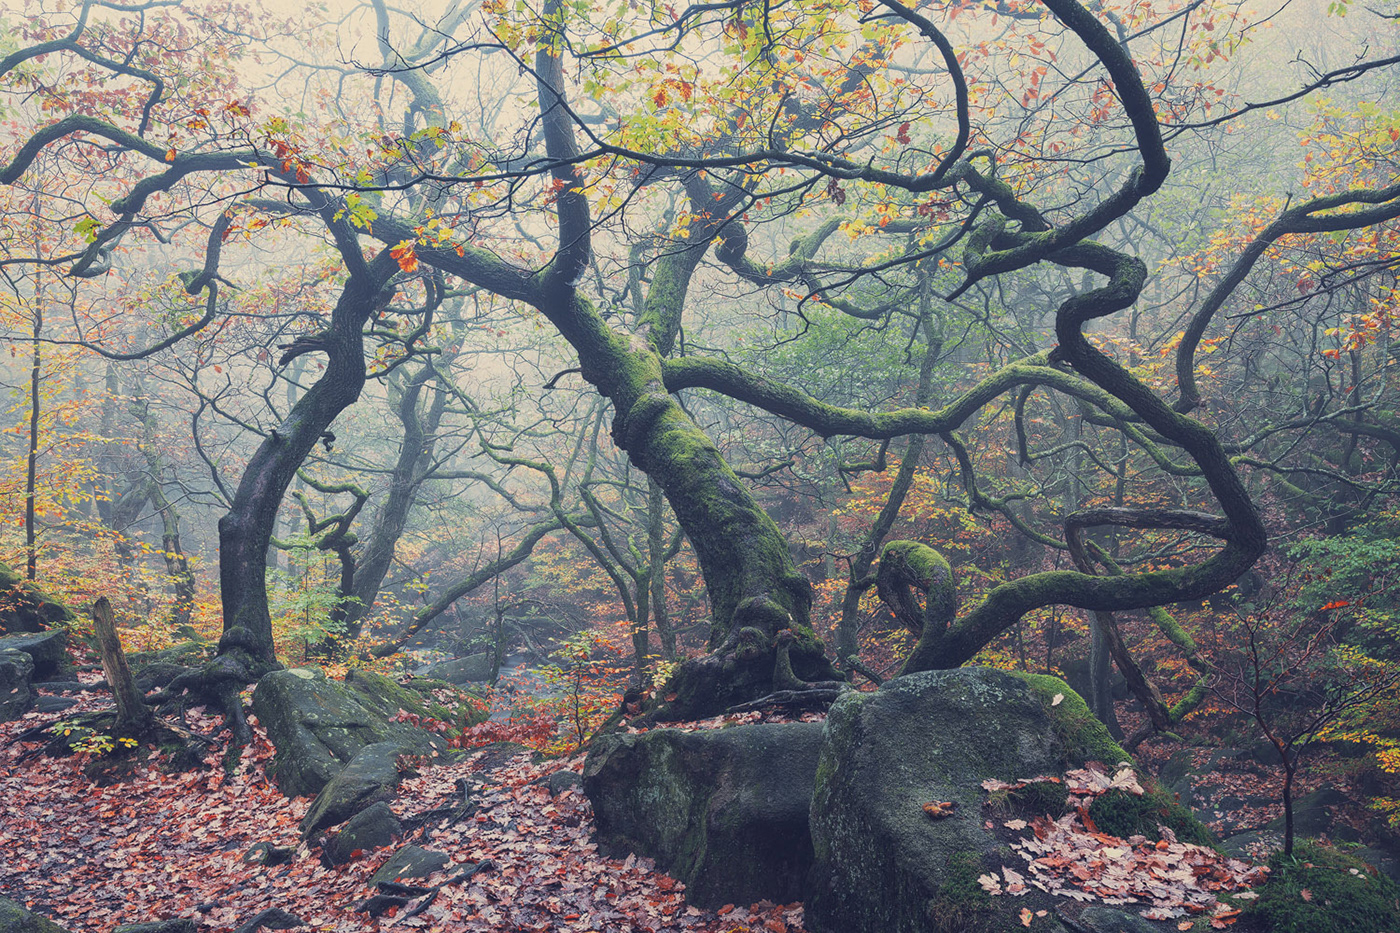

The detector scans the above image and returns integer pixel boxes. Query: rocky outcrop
[301,742,406,838]
[583,720,824,908]
[251,669,444,798]
[0,562,75,635]
[0,630,68,680]
[805,667,1144,933]
[0,647,35,721]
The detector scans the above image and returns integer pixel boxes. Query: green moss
[1009,672,1130,768]
[928,851,994,933]
[1005,778,1069,819]
[1089,787,1213,846]
[1245,841,1400,933]
[881,540,952,583]
[1009,673,1214,847]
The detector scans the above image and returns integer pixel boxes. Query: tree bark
[216,252,397,671]
[92,596,153,733]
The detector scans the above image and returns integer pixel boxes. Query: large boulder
[301,742,405,838]
[251,669,444,798]
[0,630,68,680]
[0,562,75,635]
[0,897,72,933]
[583,720,824,908]
[0,647,34,721]
[805,667,1155,933]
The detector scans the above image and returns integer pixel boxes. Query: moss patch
[928,851,994,933]
[1245,841,1400,933]
[1009,672,1130,768]
[1005,778,1071,819]
[1089,787,1213,846]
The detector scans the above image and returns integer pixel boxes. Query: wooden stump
[92,596,153,732]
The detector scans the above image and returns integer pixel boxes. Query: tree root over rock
[638,627,847,724]
[147,650,279,748]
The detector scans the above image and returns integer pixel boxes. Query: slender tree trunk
[217,255,395,669]
[25,306,40,581]
[345,359,446,634]
[647,478,675,659]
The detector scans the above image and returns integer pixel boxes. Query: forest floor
[0,678,807,933]
[1,677,1381,933]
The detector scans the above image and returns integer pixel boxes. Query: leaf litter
[978,765,1266,927]
[1,690,806,933]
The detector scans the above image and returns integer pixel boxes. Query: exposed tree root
[148,650,279,748]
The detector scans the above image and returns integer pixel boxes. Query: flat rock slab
[0,630,68,680]
[251,669,443,798]
[584,720,824,908]
[371,845,451,886]
[112,921,199,933]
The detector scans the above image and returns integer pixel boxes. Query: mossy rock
[0,562,75,635]
[344,670,485,729]
[0,630,70,680]
[584,721,825,908]
[1008,672,1131,768]
[0,897,73,933]
[1245,841,1400,933]
[127,641,212,670]
[806,667,1195,933]
[0,647,35,722]
[251,669,445,798]
[1012,671,1213,847]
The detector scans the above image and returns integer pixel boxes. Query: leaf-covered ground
[0,686,805,933]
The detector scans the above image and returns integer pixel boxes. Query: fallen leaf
[1051,693,1064,706]
[1019,906,1033,927]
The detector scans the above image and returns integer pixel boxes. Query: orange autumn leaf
[390,240,419,272]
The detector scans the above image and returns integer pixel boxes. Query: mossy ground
[1244,841,1400,933]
